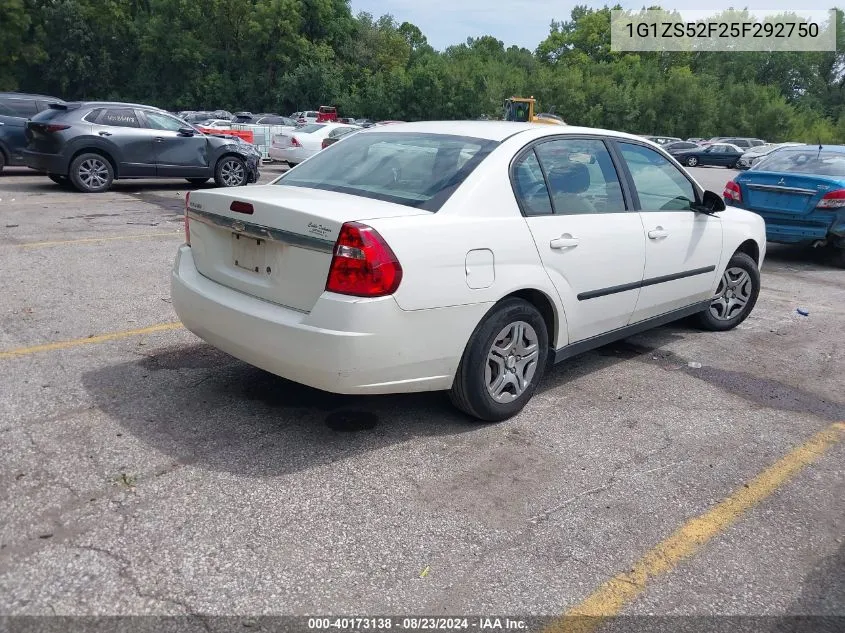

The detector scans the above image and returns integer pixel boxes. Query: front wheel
[214,156,248,187]
[696,252,760,331]
[686,156,698,167]
[449,298,549,422]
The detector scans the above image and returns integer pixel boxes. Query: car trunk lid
[186,185,427,312]
[738,172,840,215]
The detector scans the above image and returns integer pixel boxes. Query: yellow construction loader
[503,97,565,125]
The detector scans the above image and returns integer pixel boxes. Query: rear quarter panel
[367,133,571,348]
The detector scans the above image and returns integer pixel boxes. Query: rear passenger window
[98,108,140,128]
[83,109,103,123]
[534,138,627,214]
[512,150,552,216]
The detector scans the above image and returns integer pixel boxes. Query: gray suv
[24,102,261,192]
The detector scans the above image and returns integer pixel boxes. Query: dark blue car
[0,92,65,172]
[723,144,845,267]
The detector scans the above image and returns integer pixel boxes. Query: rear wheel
[696,252,760,331]
[186,177,209,185]
[0,151,5,173]
[829,245,845,269]
[69,153,114,193]
[449,298,549,422]
[214,156,247,187]
[686,156,698,167]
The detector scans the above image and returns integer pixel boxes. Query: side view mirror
[178,127,195,136]
[699,190,726,212]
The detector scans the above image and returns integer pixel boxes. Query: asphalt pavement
[0,164,842,631]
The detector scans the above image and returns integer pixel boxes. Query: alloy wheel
[78,158,109,190]
[220,159,245,186]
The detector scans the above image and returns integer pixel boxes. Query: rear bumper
[171,246,489,394]
[267,146,311,165]
[751,209,845,244]
[23,150,68,175]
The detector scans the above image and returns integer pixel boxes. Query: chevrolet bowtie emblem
[232,221,245,232]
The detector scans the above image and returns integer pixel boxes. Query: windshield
[754,148,845,176]
[275,132,499,211]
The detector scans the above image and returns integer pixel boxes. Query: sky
[349,0,826,51]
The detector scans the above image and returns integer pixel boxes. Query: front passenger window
[618,142,696,211]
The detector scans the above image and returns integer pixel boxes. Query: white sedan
[171,121,766,421]
[268,123,358,166]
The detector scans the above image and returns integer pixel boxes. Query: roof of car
[361,120,656,143]
[0,92,65,101]
[64,101,169,111]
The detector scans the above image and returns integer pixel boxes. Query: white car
[267,123,358,166]
[737,142,803,169]
[172,122,766,421]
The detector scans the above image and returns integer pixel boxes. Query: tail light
[184,192,191,246]
[229,200,254,214]
[325,222,403,297]
[290,136,301,148]
[723,180,742,203]
[321,139,330,149]
[816,189,845,208]
[44,124,71,133]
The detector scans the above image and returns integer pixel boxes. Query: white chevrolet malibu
[171,121,766,421]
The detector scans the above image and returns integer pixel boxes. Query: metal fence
[232,124,295,161]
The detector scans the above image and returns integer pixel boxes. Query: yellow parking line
[545,421,845,633]
[17,232,181,248]
[0,322,183,359]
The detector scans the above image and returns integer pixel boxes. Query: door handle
[154,137,164,142]
[648,227,669,239]
[0,121,4,126]
[98,131,112,136]
[550,234,579,249]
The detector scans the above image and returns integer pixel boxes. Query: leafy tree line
[3,1,845,142]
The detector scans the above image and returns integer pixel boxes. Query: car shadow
[764,242,844,270]
[80,326,691,477]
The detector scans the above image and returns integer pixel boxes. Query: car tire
[0,150,5,173]
[828,245,845,269]
[695,252,760,331]
[449,298,549,422]
[186,177,210,185]
[69,153,114,193]
[214,156,248,187]
[48,174,73,188]
[686,156,698,167]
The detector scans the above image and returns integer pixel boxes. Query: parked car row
[23,102,261,192]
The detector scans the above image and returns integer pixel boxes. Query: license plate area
[232,233,266,273]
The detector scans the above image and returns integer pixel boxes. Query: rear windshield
[30,107,71,122]
[754,148,845,176]
[275,132,499,211]
[296,124,326,133]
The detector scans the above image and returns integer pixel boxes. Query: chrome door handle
[648,228,669,239]
[550,234,579,249]
[0,122,4,126]
[98,131,112,136]
[154,137,164,142]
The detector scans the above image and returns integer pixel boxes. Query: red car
[315,106,337,123]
